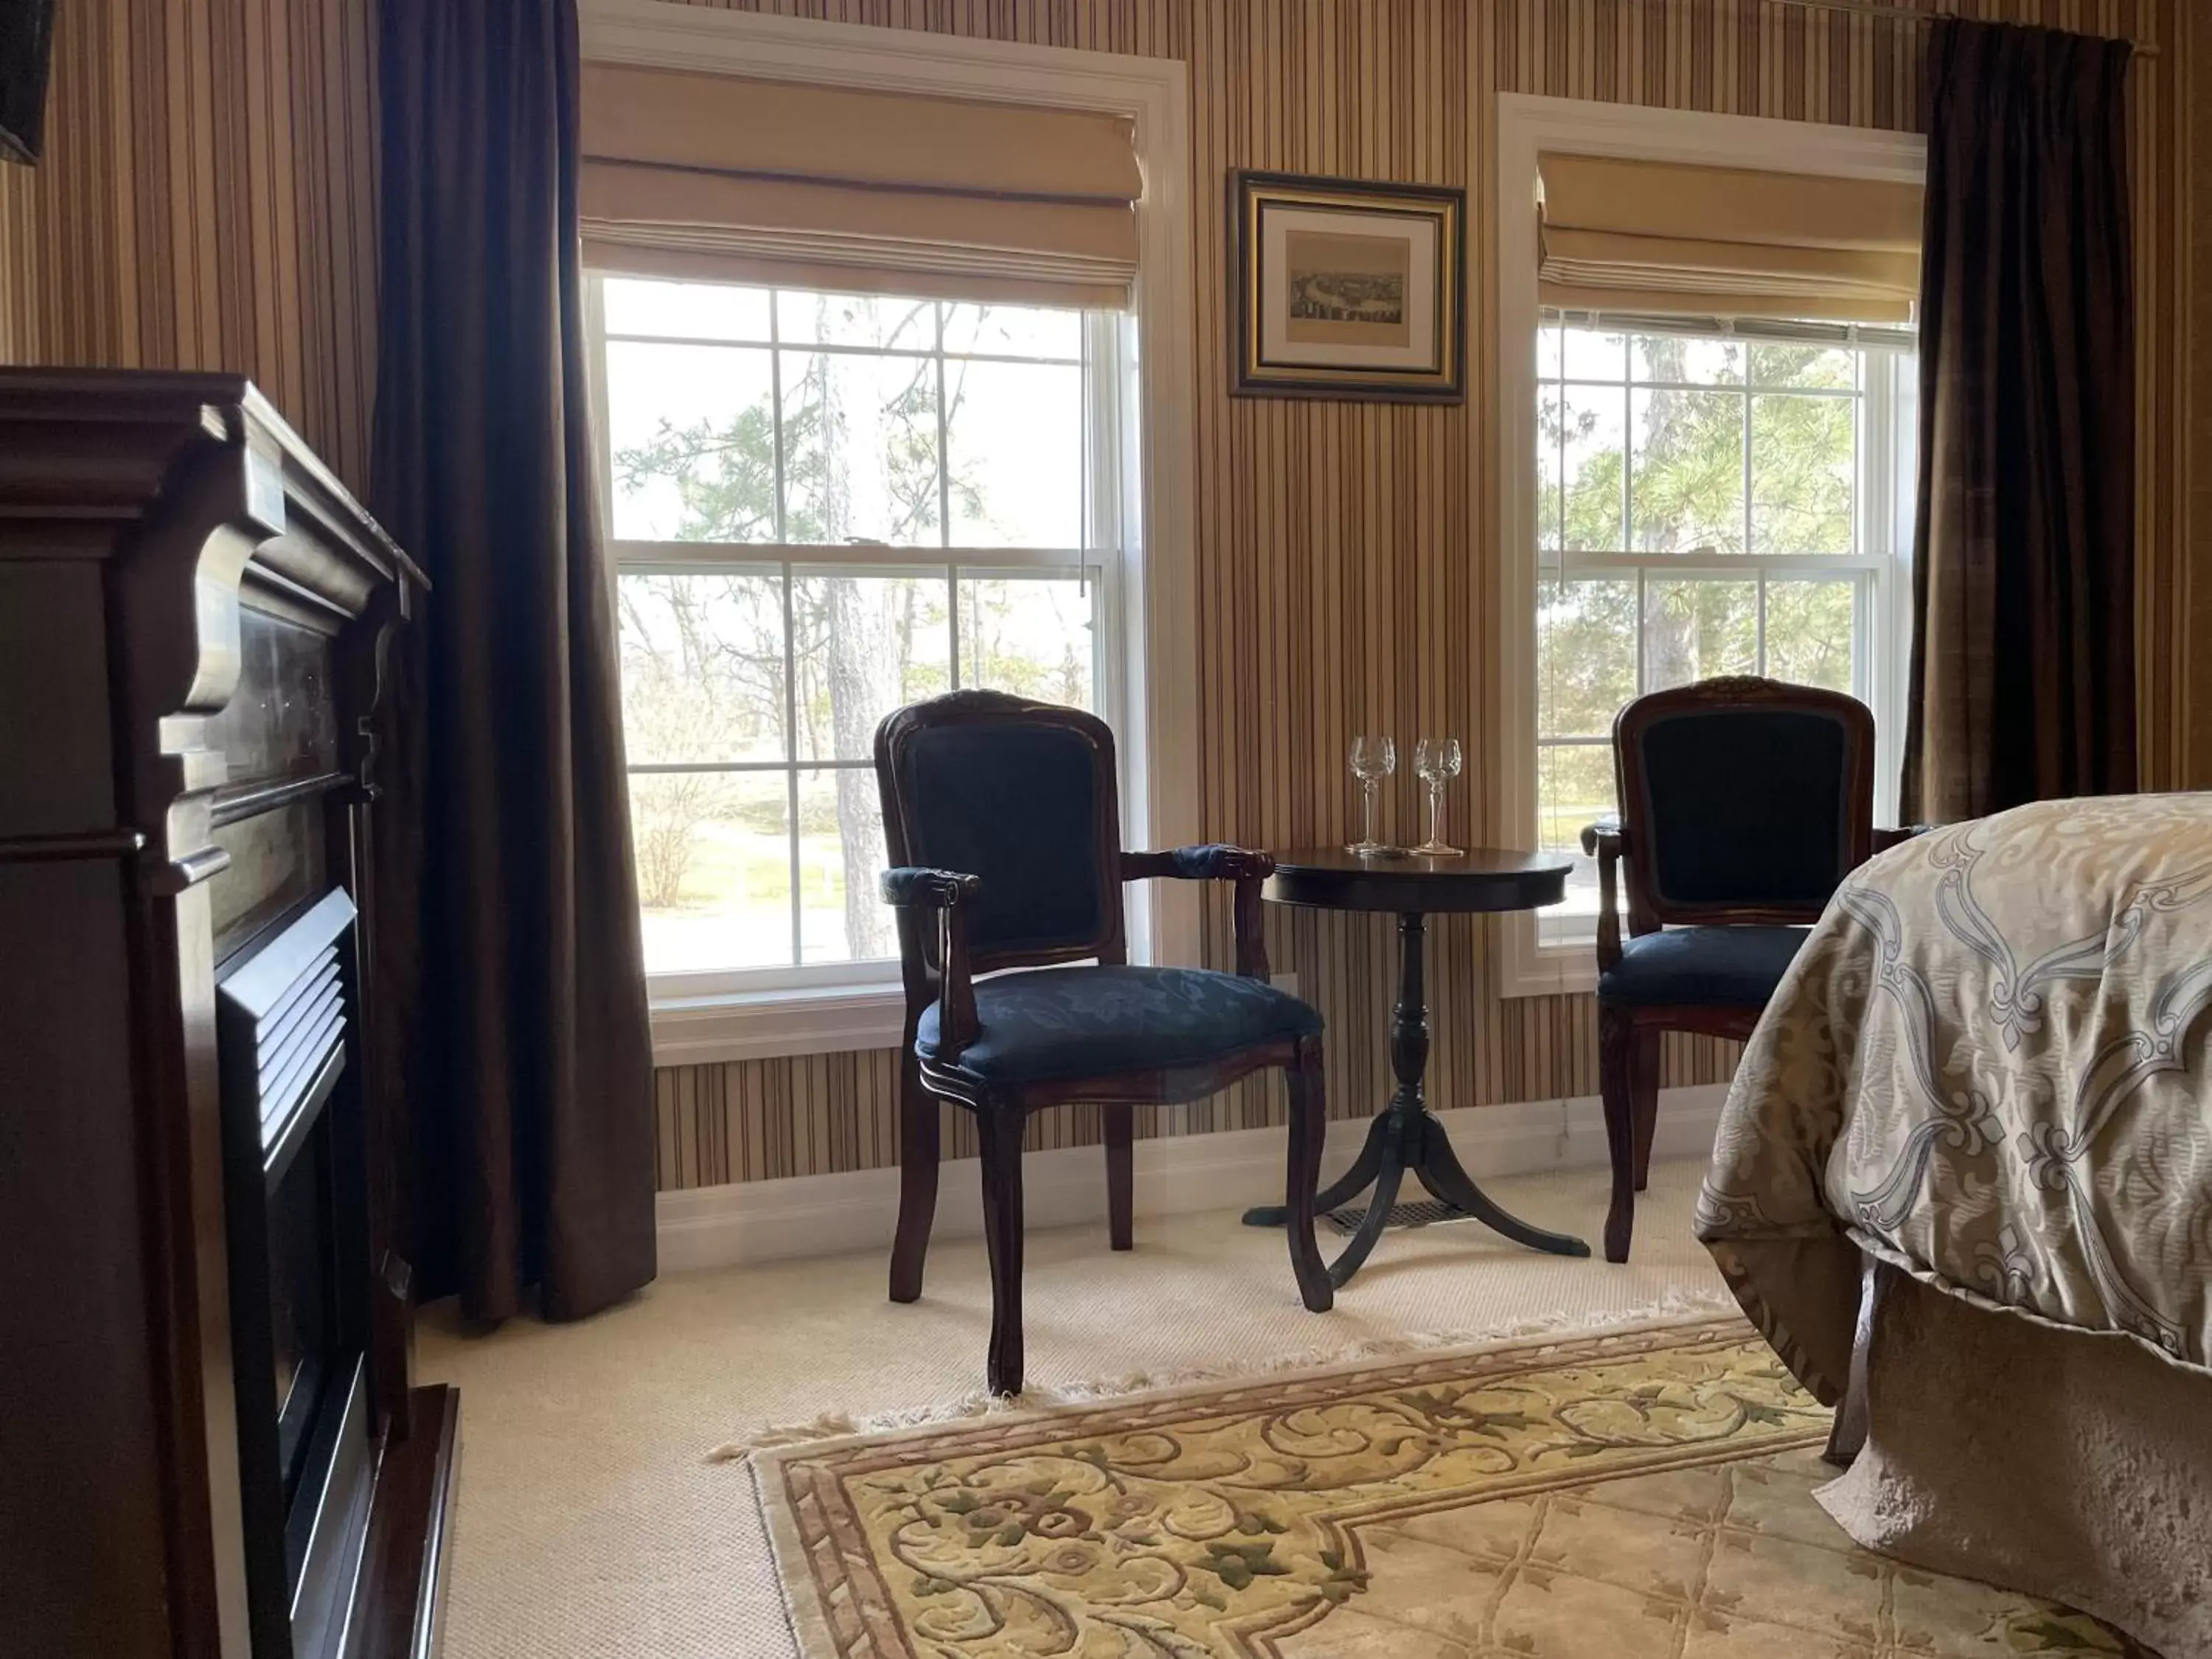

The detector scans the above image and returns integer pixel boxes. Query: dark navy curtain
[372,0,656,1320]
[1901,18,2137,822]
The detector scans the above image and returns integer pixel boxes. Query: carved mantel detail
[0,372,425,888]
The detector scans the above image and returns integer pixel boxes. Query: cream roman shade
[580,63,1144,308]
[1537,153,1922,324]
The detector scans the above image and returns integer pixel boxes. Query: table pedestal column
[1246,910,1590,1285]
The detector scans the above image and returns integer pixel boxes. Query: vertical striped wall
[652,0,2208,1191]
[0,0,380,486]
[4,1,2206,1194]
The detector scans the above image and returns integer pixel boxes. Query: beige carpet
[420,1159,1737,1659]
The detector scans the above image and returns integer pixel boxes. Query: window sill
[1499,940,1600,1000]
[650,980,908,1067]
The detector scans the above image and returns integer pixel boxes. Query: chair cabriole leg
[1104,1102,1133,1251]
[1284,1042,1332,1313]
[1631,1028,1660,1192]
[1599,1002,1639,1264]
[978,1107,1028,1397]
[889,1054,939,1304]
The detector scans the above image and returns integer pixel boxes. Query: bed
[1695,793,2212,1656]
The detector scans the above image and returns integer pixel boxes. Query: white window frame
[593,290,1130,993]
[582,2,1200,1063]
[1490,95,1926,998]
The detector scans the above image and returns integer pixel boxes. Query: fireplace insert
[218,887,375,1656]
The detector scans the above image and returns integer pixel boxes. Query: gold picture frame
[1231,170,1465,403]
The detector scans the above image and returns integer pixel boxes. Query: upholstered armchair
[1582,676,1918,1263]
[875,689,1331,1397]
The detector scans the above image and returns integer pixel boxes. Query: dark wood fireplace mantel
[0,369,453,1659]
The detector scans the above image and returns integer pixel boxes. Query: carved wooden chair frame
[874,689,1329,1397]
[1580,675,1911,1262]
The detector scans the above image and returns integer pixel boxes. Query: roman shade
[1537,153,1921,324]
[580,63,1143,307]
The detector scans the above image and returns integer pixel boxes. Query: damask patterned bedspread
[1695,793,2212,1403]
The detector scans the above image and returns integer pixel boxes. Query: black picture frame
[1230,170,1466,403]
[0,0,56,166]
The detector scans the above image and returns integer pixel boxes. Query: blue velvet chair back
[1613,676,1874,928]
[874,690,1126,971]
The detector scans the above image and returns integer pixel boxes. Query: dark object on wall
[1585,676,1917,1264]
[0,0,53,164]
[0,369,454,1658]
[1231,170,1465,402]
[372,0,657,1322]
[1900,18,2136,822]
[876,689,1332,1397]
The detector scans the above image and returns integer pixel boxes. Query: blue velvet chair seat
[918,964,1322,1085]
[1596,925,1809,1009]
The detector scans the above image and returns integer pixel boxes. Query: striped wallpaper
[4,0,2207,1194]
[0,0,380,485]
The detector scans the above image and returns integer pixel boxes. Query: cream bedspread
[1695,793,2212,1402]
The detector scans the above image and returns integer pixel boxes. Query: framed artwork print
[1231,170,1465,403]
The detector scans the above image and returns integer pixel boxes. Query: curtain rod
[1769,0,2158,57]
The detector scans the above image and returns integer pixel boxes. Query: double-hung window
[591,276,1132,995]
[1485,97,1926,987]
[1531,313,1917,947]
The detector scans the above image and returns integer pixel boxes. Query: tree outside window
[1535,321,1894,936]
[598,282,1107,980]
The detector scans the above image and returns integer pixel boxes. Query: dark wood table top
[1265,846,1572,914]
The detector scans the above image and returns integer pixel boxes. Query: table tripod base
[1242,1104,1590,1286]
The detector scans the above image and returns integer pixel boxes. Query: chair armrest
[1127,844,1276,883]
[880,866,982,908]
[1579,820,1625,973]
[878,866,981,1060]
[1121,844,1275,980]
[1871,824,1933,854]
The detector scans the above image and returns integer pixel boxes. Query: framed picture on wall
[1231,170,1465,403]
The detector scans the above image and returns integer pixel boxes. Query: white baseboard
[655,1085,1728,1274]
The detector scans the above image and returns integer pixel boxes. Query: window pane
[1536,743,1615,855]
[1644,577,1757,689]
[604,277,770,343]
[1560,383,1627,552]
[1632,334,1743,385]
[1562,327,1626,380]
[945,359,1084,548]
[1536,742,1615,947]
[1750,393,1855,554]
[618,571,787,763]
[1630,388,1746,555]
[1536,320,1562,380]
[1537,575,1637,739]
[1536,386,1564,554]
[632,770,792,974]
[790,571,952,762]
[776,290,936,351]
[797,767,896,964]
[779,350,943,544]
[958,574,1095,709]
[942,302,1082,360]
[605,342,777,543]
[1748,342,1855,389]
[1764,579,1860,692]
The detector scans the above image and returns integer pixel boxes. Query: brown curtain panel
[371,0,656,1321]
[1901,19,2136,824]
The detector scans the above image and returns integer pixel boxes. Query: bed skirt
[1819,1262,2212,1657]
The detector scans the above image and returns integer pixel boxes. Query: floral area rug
[752,1318,2142,1658]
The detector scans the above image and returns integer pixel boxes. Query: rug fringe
[706,1286,1743,1464]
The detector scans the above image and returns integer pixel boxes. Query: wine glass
[1413,737,1464,856]
[1346,735,1397,854]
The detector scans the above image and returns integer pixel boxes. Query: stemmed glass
[1346,736,1397,854]
[1413,737,1464,856]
